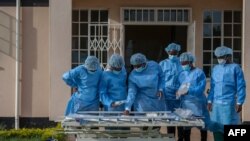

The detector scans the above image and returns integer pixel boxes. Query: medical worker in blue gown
[63,56,102,116]
[159,43,183,136]
[99,54,127,112]
[124,53,166,115]
[207,46,246,141]
[177,52,210,141]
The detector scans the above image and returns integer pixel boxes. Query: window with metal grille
[122,8,190,24]
[72,9,108,69]
[203,10,242,78]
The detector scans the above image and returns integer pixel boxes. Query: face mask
[135,66,145,72]
[217,59,226,65]
[169,55,177,60]
[182,64,191,71]
[112,70,121,75]
[87,70,96,74]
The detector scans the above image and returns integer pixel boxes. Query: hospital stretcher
[60,111,204,141]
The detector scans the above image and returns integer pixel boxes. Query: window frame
[202,10,242,78]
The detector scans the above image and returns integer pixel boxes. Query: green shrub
[0,124,66,141]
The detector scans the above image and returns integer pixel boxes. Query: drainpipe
[15,0,20,130]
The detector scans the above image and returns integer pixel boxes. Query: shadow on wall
[0,10,22,60]
[21,8,37,117]
[0,8,38,124]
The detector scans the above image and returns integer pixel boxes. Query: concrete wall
[49,0,72,120]
[0,7,49,117]
[0,8,17,117]
[21,7,49,117]
[242,0,250,122]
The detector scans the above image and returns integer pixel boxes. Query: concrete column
[242,0,250,122]
[49,0,72,120]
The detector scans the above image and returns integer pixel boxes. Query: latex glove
[176,83,190,98]
[111,100,126,107]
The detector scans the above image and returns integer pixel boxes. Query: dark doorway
[124,25,187,71]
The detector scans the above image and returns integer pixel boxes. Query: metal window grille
[122,7,191,25]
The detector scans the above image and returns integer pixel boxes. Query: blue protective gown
[64,92,76,116]
[208,63,246,132]
[159,57,182,111]
[62,65,102,115]
[125,61,166,112]
[99,68,127,111]
[178,68,210,129]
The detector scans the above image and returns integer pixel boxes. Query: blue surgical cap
[108,54,124,68]
[179,52,195,63]
[165,43,181,52]
[130,53,147,65]
[214,46,233,57]
[84,56,99,70]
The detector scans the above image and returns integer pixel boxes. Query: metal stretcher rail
[60,111,205,141]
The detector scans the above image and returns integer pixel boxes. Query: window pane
[80,37,88,49]
[184,10,189,22]
[72,10,79,22]
[203,52,211,64]
[80,51,88,63]
[100,10,108,22]
[130,10,136,21]
[224,11,232,23]
[72,64,78,69]
[124,10,129,21]
[91,10,99,22]
[233,52,241,64]
[80,10,88,22]
[72,23,79,35]
[149,10,154,21]
[203,66,211,77]
[177,10,183,21]
[72,37,79,49]
[90,26,99,36]
[90,26,95,36]
[90,50,95,56]
[204,11,212,23]
[203,38,212,50]
[224,24,232,36]
[164,10,170,21]
[143,10,149,21]
[137,10,142,21]
[213,38,221,50]
[102,25,108,36]
[102,50,108,64]
[224,38,232,47]
[213,11,221,23]
[233,38,241,50]
[158,10,163,21]
[234,11,241,23]
[72,51,79,63]
[233,24,241,36]
[203,24,212,37]
[213,54,218,64]
[213,24,221,36]
[90,36,95,40]
[171,10,176,21]
[80,23,88,35]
